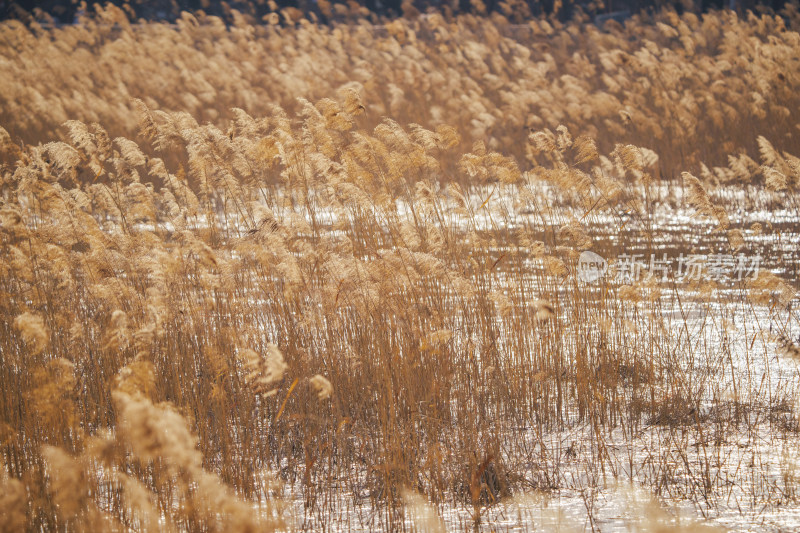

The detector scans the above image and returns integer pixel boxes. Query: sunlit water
[259,184,799,531]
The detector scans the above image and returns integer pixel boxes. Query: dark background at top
[0,0,790,24]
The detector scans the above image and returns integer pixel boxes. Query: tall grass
[1,3,799,531]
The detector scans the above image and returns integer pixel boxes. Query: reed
[0,3,798,531]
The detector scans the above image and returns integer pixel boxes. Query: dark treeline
[0,0,791,24]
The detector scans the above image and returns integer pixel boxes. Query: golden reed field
[1,3,800,531]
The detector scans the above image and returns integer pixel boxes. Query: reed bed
[1,3,799,531]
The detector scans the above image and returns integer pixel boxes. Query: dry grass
[1,3,799,531]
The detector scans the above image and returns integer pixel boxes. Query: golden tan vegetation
[3,3,800,179]
[1,3,799,531]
